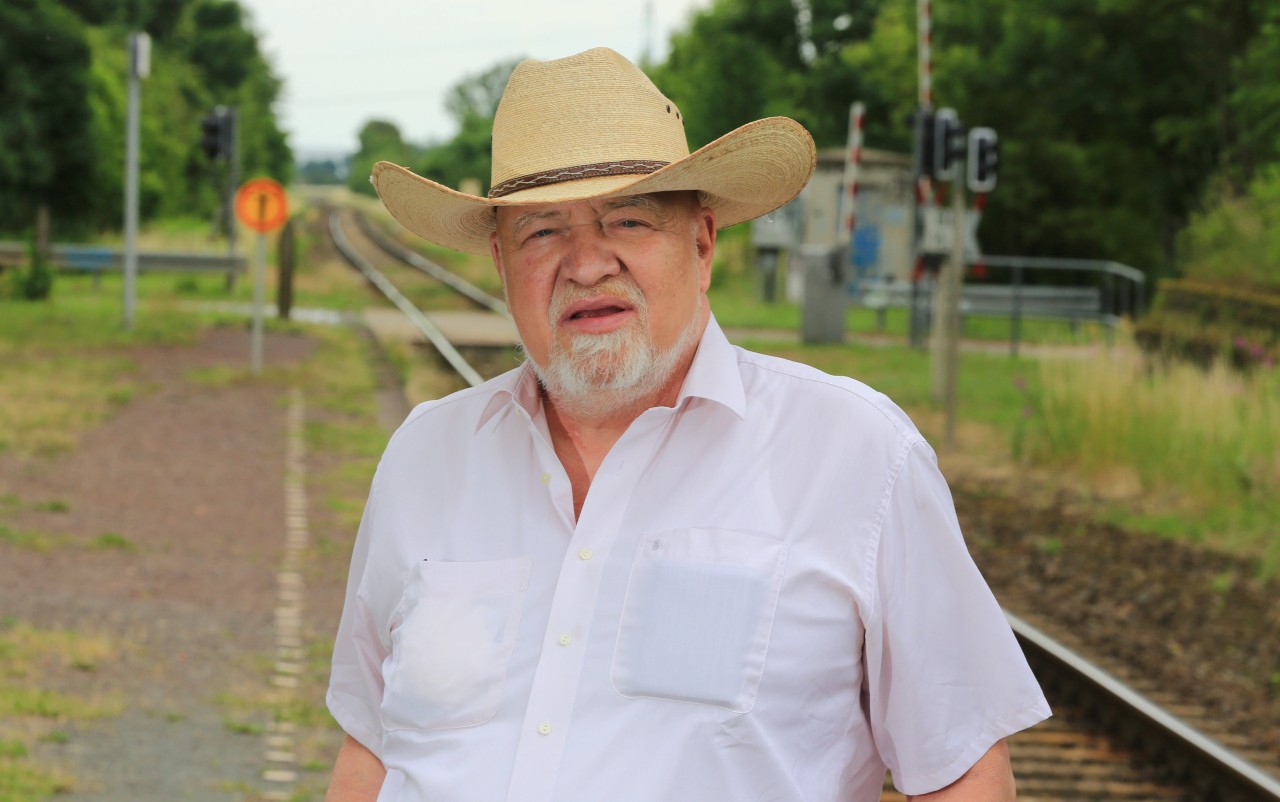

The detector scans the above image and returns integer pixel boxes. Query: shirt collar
[476,361,540,432]
[474,313,746,432]
[675,314,747,420]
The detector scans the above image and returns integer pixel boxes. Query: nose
[559,224,622,286]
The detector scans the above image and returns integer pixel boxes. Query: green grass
[0,758,73,802]
[222,718,265,736]
[0,622,123,801]
[1023,345,1280,573]
[90,532,136,552]
[0,282,206,456]
[0,526,59,552]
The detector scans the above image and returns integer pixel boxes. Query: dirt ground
[2,322,1277,800]
[0,326,348,801]
[956,478,1280,759]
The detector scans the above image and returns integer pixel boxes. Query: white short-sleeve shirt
[327,316,1050,802]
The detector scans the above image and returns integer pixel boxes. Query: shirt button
[538,721,553,735]
[558,633,572,646]
[540,472,550,485]
[578,547,593,561]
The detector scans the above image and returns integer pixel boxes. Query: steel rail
[1007,610,1280,800]
[328,210,485,388]
[353,212,511,318]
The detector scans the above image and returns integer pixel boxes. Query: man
[326,48,1050,802]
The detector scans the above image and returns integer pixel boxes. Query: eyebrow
[510,209,567,239]
[507,194,673,239]
[601,194,666,214]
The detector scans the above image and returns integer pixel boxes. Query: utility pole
[123,31,150,330]
[929,109,964,409]
[936,172,965,447]
[909,0,935,349]
[225,107,240,291]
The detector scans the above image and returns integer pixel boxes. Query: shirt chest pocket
[611,528,789,713]
[382,557,531,732]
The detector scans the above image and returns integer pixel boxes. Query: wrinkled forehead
[494,191,699,233]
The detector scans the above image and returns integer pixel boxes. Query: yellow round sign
[234,178,288,233]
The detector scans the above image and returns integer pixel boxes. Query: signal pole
[123,32,150,330]
[937,168,965,447]
[224,107,240,290]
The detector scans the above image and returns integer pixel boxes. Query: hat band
[488,159,670,199]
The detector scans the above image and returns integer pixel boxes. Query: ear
[694,206,716,293]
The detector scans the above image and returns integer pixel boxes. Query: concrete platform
[363,307,519,348]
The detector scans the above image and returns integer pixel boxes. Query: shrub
[1178,165,1280,293]
[1136,279,1279,369]
[11,240,54,301]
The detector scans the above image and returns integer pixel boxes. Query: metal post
[910,0,934,351]
[841,102,866,290]
[251,231,265,374]
[1010,264,1024,358]
[918,0,933,108]
[225,107,240,291]
[758,249,778,303]
[122,32,149,329]
[935,180,965,447]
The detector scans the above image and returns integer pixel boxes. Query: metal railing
[856,255,1146,356]
[0,242,245,277]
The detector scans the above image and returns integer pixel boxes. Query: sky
[237,0,712,161]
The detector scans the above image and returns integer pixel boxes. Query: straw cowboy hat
[371,47,816,254]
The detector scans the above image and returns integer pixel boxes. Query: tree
[348,120,414,197]
[0,0,293,237]
[177,0,293,183]
[641,0,1280,277]
[929,0,1275,271]
[0,0,95,236]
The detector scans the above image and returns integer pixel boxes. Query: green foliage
[1135,278,1280,368]
[1177,166,1280,291]
[649,1,800,150]
[1022,345,1280,574]
[298,158,344,185]
[0,0,292,238]
[348,120,416,197]
[11,240,54,301]
[0,1,95,233]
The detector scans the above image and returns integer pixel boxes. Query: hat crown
[489,48,691,194]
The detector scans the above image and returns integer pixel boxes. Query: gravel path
[0,326,337,801]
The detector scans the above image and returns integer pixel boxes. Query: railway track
[323,205,1280,802]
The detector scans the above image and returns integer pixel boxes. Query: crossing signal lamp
[967,127,999,193]
[200,107,229,161]
[932,107,965,182]
[910,108,936,179]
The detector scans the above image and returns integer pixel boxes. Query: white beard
[527,277,703,420]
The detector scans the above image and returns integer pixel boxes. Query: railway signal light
[933,107,965,182]
[200,106,233,162]
[967,127,999,193]
[909,107,936,179]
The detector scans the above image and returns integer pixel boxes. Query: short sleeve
[862,439,1050,796]
[326,486,389,757]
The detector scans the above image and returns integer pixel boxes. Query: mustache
[548,276,648,324]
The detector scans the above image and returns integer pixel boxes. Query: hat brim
[371,117,816,254]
